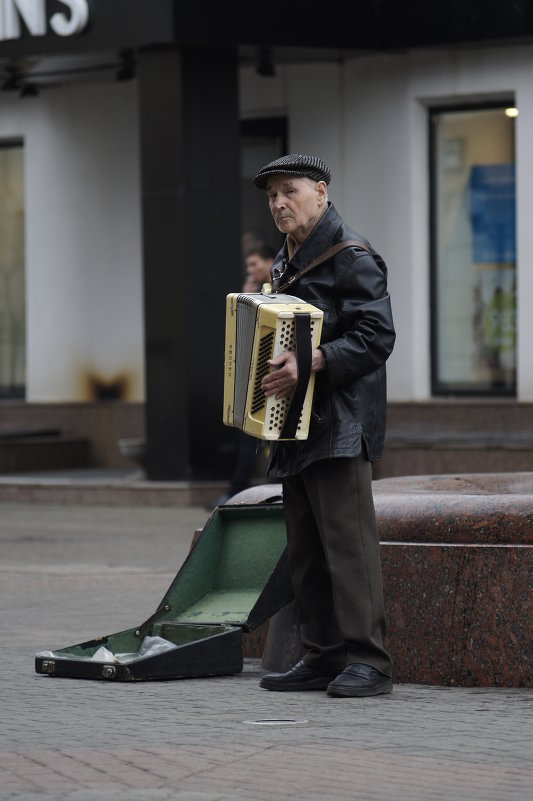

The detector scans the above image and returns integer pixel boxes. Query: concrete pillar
[137,45,242,479]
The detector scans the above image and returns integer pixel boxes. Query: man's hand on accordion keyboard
[262,348,325,400]
[261,352,298,399]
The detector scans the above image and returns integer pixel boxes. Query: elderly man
[253,154,395,697]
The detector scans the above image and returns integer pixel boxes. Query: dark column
[138,45,242,480]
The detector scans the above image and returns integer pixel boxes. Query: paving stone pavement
[1,501,532,801]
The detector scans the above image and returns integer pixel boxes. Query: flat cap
[253,153,331,189]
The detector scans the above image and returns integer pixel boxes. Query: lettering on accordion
[223,292,323,440]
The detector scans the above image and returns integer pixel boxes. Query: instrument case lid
[151,503,291,632]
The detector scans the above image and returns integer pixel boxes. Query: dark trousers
[281,454,392,677]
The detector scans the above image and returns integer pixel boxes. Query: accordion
[223,292,323,440]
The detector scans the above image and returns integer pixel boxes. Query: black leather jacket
[268,203,395,478]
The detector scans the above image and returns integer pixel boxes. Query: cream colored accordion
[223,292,323,440]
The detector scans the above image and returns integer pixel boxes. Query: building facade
[0,0,532,478]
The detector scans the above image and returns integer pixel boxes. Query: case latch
[101,665,117,680]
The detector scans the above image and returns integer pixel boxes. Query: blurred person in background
[242,243,277,292]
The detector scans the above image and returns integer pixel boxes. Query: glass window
[430,105,516,395]
[0,141,25,398]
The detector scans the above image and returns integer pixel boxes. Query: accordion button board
[223,292,324,440]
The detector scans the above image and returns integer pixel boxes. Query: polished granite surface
[244,473,533,687]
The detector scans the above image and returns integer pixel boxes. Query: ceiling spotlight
[116,48,136,82]
[20,83,39,98]
[2,65,21,91]
[505,107,519,118]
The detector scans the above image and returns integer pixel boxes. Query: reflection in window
[431,107,516,395]
[0,142,25,398]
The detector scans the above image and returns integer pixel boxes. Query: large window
[0,141,25,398]
[430,105,516,395]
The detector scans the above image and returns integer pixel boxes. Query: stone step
[0,433,91,473]
[0,469,227,507]
[375,428,533,478]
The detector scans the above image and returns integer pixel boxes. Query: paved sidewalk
[1,502,532,801]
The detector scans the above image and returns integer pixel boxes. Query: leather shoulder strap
[273,239,372,294]
[279,312,312,439]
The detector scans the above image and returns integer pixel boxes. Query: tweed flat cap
[253,153,331,189]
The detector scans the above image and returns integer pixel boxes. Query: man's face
[266,175,327,247]
[245,254,273,285]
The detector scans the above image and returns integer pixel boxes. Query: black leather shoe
[260,660,339,691]
[326,663,393,697]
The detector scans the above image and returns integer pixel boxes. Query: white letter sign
[0,0,89,41]
[50,0,89,37]
[0,0,46,40]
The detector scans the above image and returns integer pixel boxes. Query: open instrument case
[35,503,292,681]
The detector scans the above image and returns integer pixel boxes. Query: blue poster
[470,163,516,263]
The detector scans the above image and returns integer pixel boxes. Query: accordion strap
[280,313,312,439]
[273,239,372,294]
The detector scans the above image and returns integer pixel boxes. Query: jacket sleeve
[318,249,395,388]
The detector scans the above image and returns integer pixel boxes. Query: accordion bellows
[223,292,323,440]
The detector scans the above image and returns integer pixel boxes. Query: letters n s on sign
[0,0,90,41]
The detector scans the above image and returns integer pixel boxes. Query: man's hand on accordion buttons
[262,352,299,399]
[262,348,326,400]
